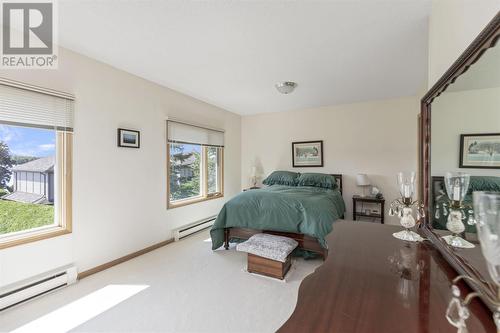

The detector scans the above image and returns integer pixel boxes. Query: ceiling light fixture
[275,81,297,94]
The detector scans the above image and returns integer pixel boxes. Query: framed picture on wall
[292,140,323,167]
[459,133,500,169]
[117,128,140,148]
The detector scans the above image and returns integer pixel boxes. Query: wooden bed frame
[223,174,343,259]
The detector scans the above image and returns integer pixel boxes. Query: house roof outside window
[11,156,55,173]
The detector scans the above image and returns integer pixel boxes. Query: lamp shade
[356,174,370,186]
[251,166,257,177]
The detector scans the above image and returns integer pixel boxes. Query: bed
[210,173,345,259]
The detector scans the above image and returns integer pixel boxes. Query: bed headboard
[331,174,343,194]
[431,176,445,205]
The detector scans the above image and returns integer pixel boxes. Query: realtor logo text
[1,0,58,69]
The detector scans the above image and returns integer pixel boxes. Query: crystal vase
[393,207,421,242]
[473,191,500,331]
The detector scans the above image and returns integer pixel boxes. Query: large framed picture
[292,140,323,167]
[117,128,140,148]
[460,133,500,169]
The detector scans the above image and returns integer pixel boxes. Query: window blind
[0,81,74,131]
[167,120,224,147]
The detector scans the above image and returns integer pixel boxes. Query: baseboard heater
[174,215,217,241]
[0,264,77,312]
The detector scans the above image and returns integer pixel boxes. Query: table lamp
[356,173,371,197]
[250,166,259,189]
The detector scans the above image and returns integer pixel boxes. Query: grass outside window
[0,131,72,249]
[0,200,54,234]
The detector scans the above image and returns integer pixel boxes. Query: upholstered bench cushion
[236,233,298,263]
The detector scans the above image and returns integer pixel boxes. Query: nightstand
[352,195,385,224]
[243,186,261,192]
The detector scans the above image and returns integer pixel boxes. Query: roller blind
[167,120,224,147]
[0,81,74,131]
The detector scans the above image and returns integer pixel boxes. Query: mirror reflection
[430,43,500,250]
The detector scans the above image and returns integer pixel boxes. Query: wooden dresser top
[278,221,495,333]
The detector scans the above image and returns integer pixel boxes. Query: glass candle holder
[473,192,500,287]
[391,171,423,242]
[397,171,416,200]
[444,172,470,205]
[441,172,474,248]
[473,191,500,331]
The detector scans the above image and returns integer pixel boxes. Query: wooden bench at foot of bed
[223,227,328,259]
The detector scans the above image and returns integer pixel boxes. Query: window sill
[0,225,71,250]
[168,193,224,209]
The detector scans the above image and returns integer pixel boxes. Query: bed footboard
[224,227,328,259]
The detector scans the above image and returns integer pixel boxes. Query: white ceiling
[58,0,430,115]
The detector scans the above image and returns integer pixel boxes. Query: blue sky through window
[0,124,56,157]
[170,143,201,155]
[187,144,201,154]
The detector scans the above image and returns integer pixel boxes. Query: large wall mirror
[421,13,500,311]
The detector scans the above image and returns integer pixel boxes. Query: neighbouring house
[2,156,55,204]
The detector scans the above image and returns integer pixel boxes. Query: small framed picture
[292,140,323,167]
[117,128,140,148]
[460,133,500,169]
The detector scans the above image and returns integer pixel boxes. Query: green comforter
[210,185,345,250]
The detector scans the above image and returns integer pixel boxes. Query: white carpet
[0,230,321,333]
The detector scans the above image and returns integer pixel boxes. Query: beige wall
[432,87,500,176]
[241,97,420,225]
[428,0,500,87]
[0,47,241,287]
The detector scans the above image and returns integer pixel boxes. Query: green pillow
[468,176,500,194]
[296,173,337,189]
[262,171,299,186]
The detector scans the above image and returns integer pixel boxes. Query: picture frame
[292,140,323,167]
[459,133,500,169]
[117,128,140,148]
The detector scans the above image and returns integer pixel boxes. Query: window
[0,80,73,249]
[167,120,224,208]
[169,143,201,201]
[207,146,223,195]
